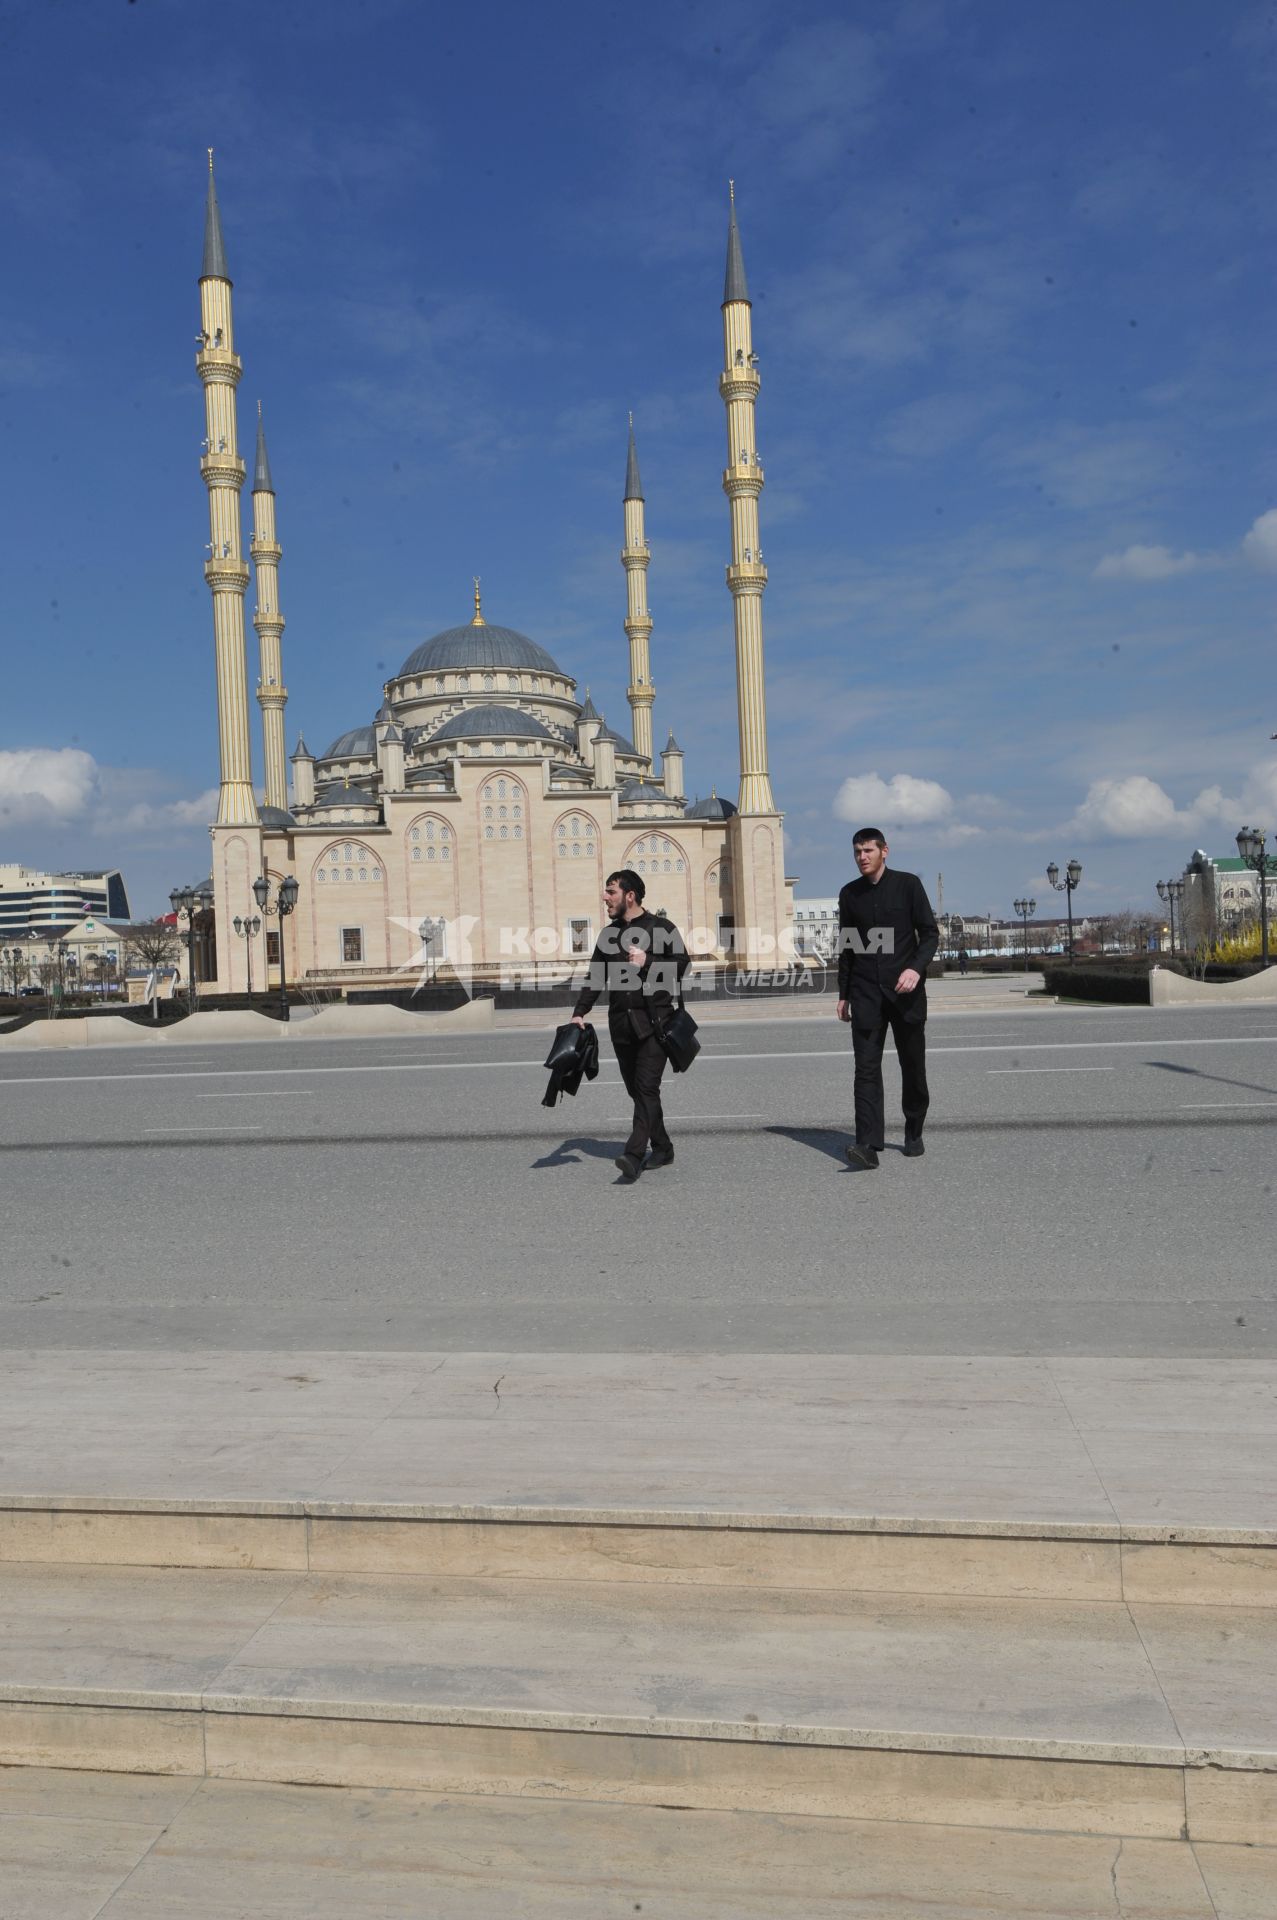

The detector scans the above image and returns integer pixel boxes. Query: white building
[0,866,131,938]
[791,897,840,960]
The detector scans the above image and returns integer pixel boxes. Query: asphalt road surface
[2,1002,1275,1355]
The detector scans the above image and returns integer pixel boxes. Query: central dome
[399,623,565,679]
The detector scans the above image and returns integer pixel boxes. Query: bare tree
[120,922,181,972]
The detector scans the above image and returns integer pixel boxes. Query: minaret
[197,152,257,826]
[720,183,775,816]
[250,403,288,813]
[622,415,655,764]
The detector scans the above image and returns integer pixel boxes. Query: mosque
[194,158,792,993]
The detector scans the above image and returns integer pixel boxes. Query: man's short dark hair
[607,868,645,903]
[852,828,887,848]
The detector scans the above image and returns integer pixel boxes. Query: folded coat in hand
[542,1022,600,1107]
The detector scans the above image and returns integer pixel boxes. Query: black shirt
[837,867,939,1002]
[572,912,691,1031]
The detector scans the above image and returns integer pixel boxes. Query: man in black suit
[571,869,690,1182]
[836,828,940,1170]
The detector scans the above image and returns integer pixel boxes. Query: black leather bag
[653,999,700,1073]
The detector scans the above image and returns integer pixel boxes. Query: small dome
[320,724,377,759]
[399,624,565,679]
[427,703,559,745]
[312,781,377,807]
[686,793,738,820]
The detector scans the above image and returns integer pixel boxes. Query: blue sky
[2,0,1276,921]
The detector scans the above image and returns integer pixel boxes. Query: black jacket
[837,867,939,1022]
[542,1021,600,1107]
[572,911,691,1039]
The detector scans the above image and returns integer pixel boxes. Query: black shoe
[844,1143,879,1171]
[614,1152,643,1182]
[901,1137,925,1158]
[646,1147,675,1169]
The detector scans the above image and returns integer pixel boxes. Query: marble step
[0,1561,1273,1842]
[4,1492,1275,1605]
[2,1766,1269,1919]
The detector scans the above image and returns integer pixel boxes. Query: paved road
[2,1002,1275,1354]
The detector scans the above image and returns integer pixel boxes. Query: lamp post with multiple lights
[1013,897,1037,971]
[168,884,214,1012]
[1046,859,1082,960]
[231,913,262,996]
[1235,827,1277,966]
[418,915,446,986]
[1156,878,1184,957]
[252,873,299,1019]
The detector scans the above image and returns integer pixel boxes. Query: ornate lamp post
[45,938,70,1016]
[418,915,446,986]
[1236,827,1277,966]
[1155,878,1184,957]
[1013,897,1037,971]
[2,947,23,995]
[169,884,214,1011]
[231,914,262,996]
[1046,859,1082,961]
[252,873,299,1019]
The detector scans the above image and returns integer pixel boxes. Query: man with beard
[836,829,939,1170]
[571,868,690,1182]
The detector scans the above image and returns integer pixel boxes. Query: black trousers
[850,995,929,1149]
[611,1022,672,1158]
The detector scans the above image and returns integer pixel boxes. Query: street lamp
[168,884,214,1012]
[252,873,299,1019]
[231,914,262,996]
[1013,897,1037,971]
[1155,878,1184,957]
[1236,827,1277,966]
[1046,859,1082,961]
[418,915,446,985]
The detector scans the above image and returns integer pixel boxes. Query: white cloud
[1065,771,1266,840]
[0,747,99,824]
[112,788,220,836]
[833,771,955,827]
[1093,543,1208,581]
[1242,508,1277,572]
[1072,775,1181,836]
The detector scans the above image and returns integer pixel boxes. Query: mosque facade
[194,160,792,993]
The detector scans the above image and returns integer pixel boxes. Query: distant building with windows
[792,896,840,960]
[0,865,131,938]
[1182,848,1277,946]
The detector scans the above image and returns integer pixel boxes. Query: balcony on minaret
[195,345,243,382]
[620,543,651,563]
[722,460,764,492]
[200,452,246,488]
[726,557,768,590]
[719,367,760,402]
[250,537,282,563]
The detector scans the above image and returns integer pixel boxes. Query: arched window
[483,673,495,691]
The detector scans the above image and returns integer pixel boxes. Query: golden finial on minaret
[471,576,485,626]
[729,178,735,207]
[208,148,215,173]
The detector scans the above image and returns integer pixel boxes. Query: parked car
[17,985,44,998]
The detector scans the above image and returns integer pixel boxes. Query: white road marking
[601,1113,765,1123]
[988,1067,1117,1075]
[3,1033,1277,1089]
[196,1091,313,1099]
[1177,1101,1277,1110]
[142,1125,264,1133]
